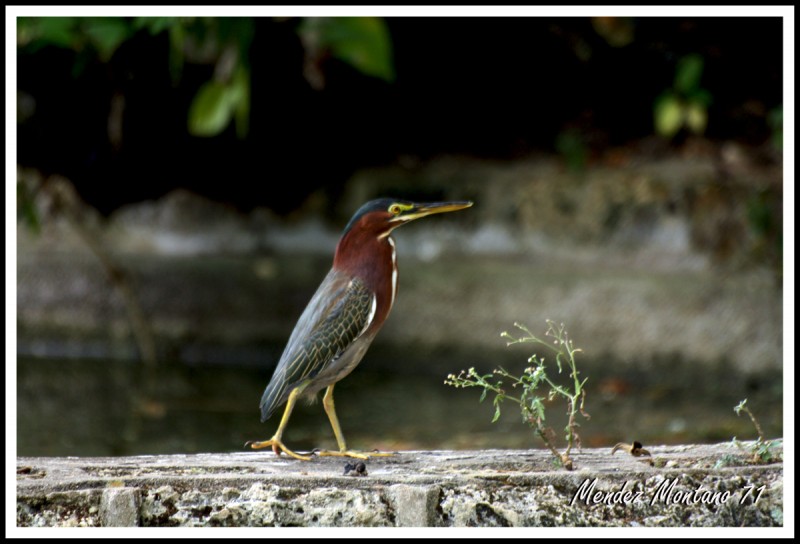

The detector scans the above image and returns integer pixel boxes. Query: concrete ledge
[16,443,783,527]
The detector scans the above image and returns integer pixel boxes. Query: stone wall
[16,444,783,528]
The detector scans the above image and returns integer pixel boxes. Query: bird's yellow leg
[245,386,312,461]
[317,385,393,459]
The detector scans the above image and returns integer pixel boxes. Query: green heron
[246,198,473,460]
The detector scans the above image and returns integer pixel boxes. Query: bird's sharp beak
[402,201,473,221]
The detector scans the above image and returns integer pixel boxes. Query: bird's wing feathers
[260,271,375,421]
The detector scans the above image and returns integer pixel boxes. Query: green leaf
[83,17,131,61]
[534,398,546,421]
[133,17,176,35]
[20,17,79,49]
[38,17,78,47]
[492,404,501,423]
[674,54,704,94]
[479,389,488,403]
[232,66,250,139]
[554,352,565,373]
[654,93,684,138]
[304,17,395,82]
[685,102,707,134]
[188,81,233,137]
[188,65,251,138]
[689,88,713,107]
[218,18,255,59]
[168,23,186,85]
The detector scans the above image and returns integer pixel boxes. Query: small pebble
[343,461,368,477]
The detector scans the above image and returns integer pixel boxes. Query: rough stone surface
[100,487,140,527]
[390,484,441,527]
[16,443,783,527]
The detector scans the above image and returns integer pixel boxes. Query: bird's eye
[389,204,402,215]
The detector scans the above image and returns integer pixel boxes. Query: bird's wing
[260,270,376,421]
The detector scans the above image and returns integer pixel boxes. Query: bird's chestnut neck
[333,221,395,278]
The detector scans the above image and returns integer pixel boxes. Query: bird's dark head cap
[343,198,473,236]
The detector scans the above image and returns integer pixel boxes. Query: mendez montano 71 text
[570,477,767,507]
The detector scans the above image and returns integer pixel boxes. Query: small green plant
[654,53,712,139]
[445,320,590,470]
[731,399,782,464]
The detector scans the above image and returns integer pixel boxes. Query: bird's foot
[315,449,395,459]
[244,438,313,461]
[611,441,652,457]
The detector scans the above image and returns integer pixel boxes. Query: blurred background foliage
[16,16,782,217]
[17,16,394,141]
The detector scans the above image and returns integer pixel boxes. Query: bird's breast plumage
[333,228,398,336]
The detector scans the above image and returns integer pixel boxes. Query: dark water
[16,355,783,457]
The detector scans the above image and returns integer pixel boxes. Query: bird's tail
[259,376,287,422]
